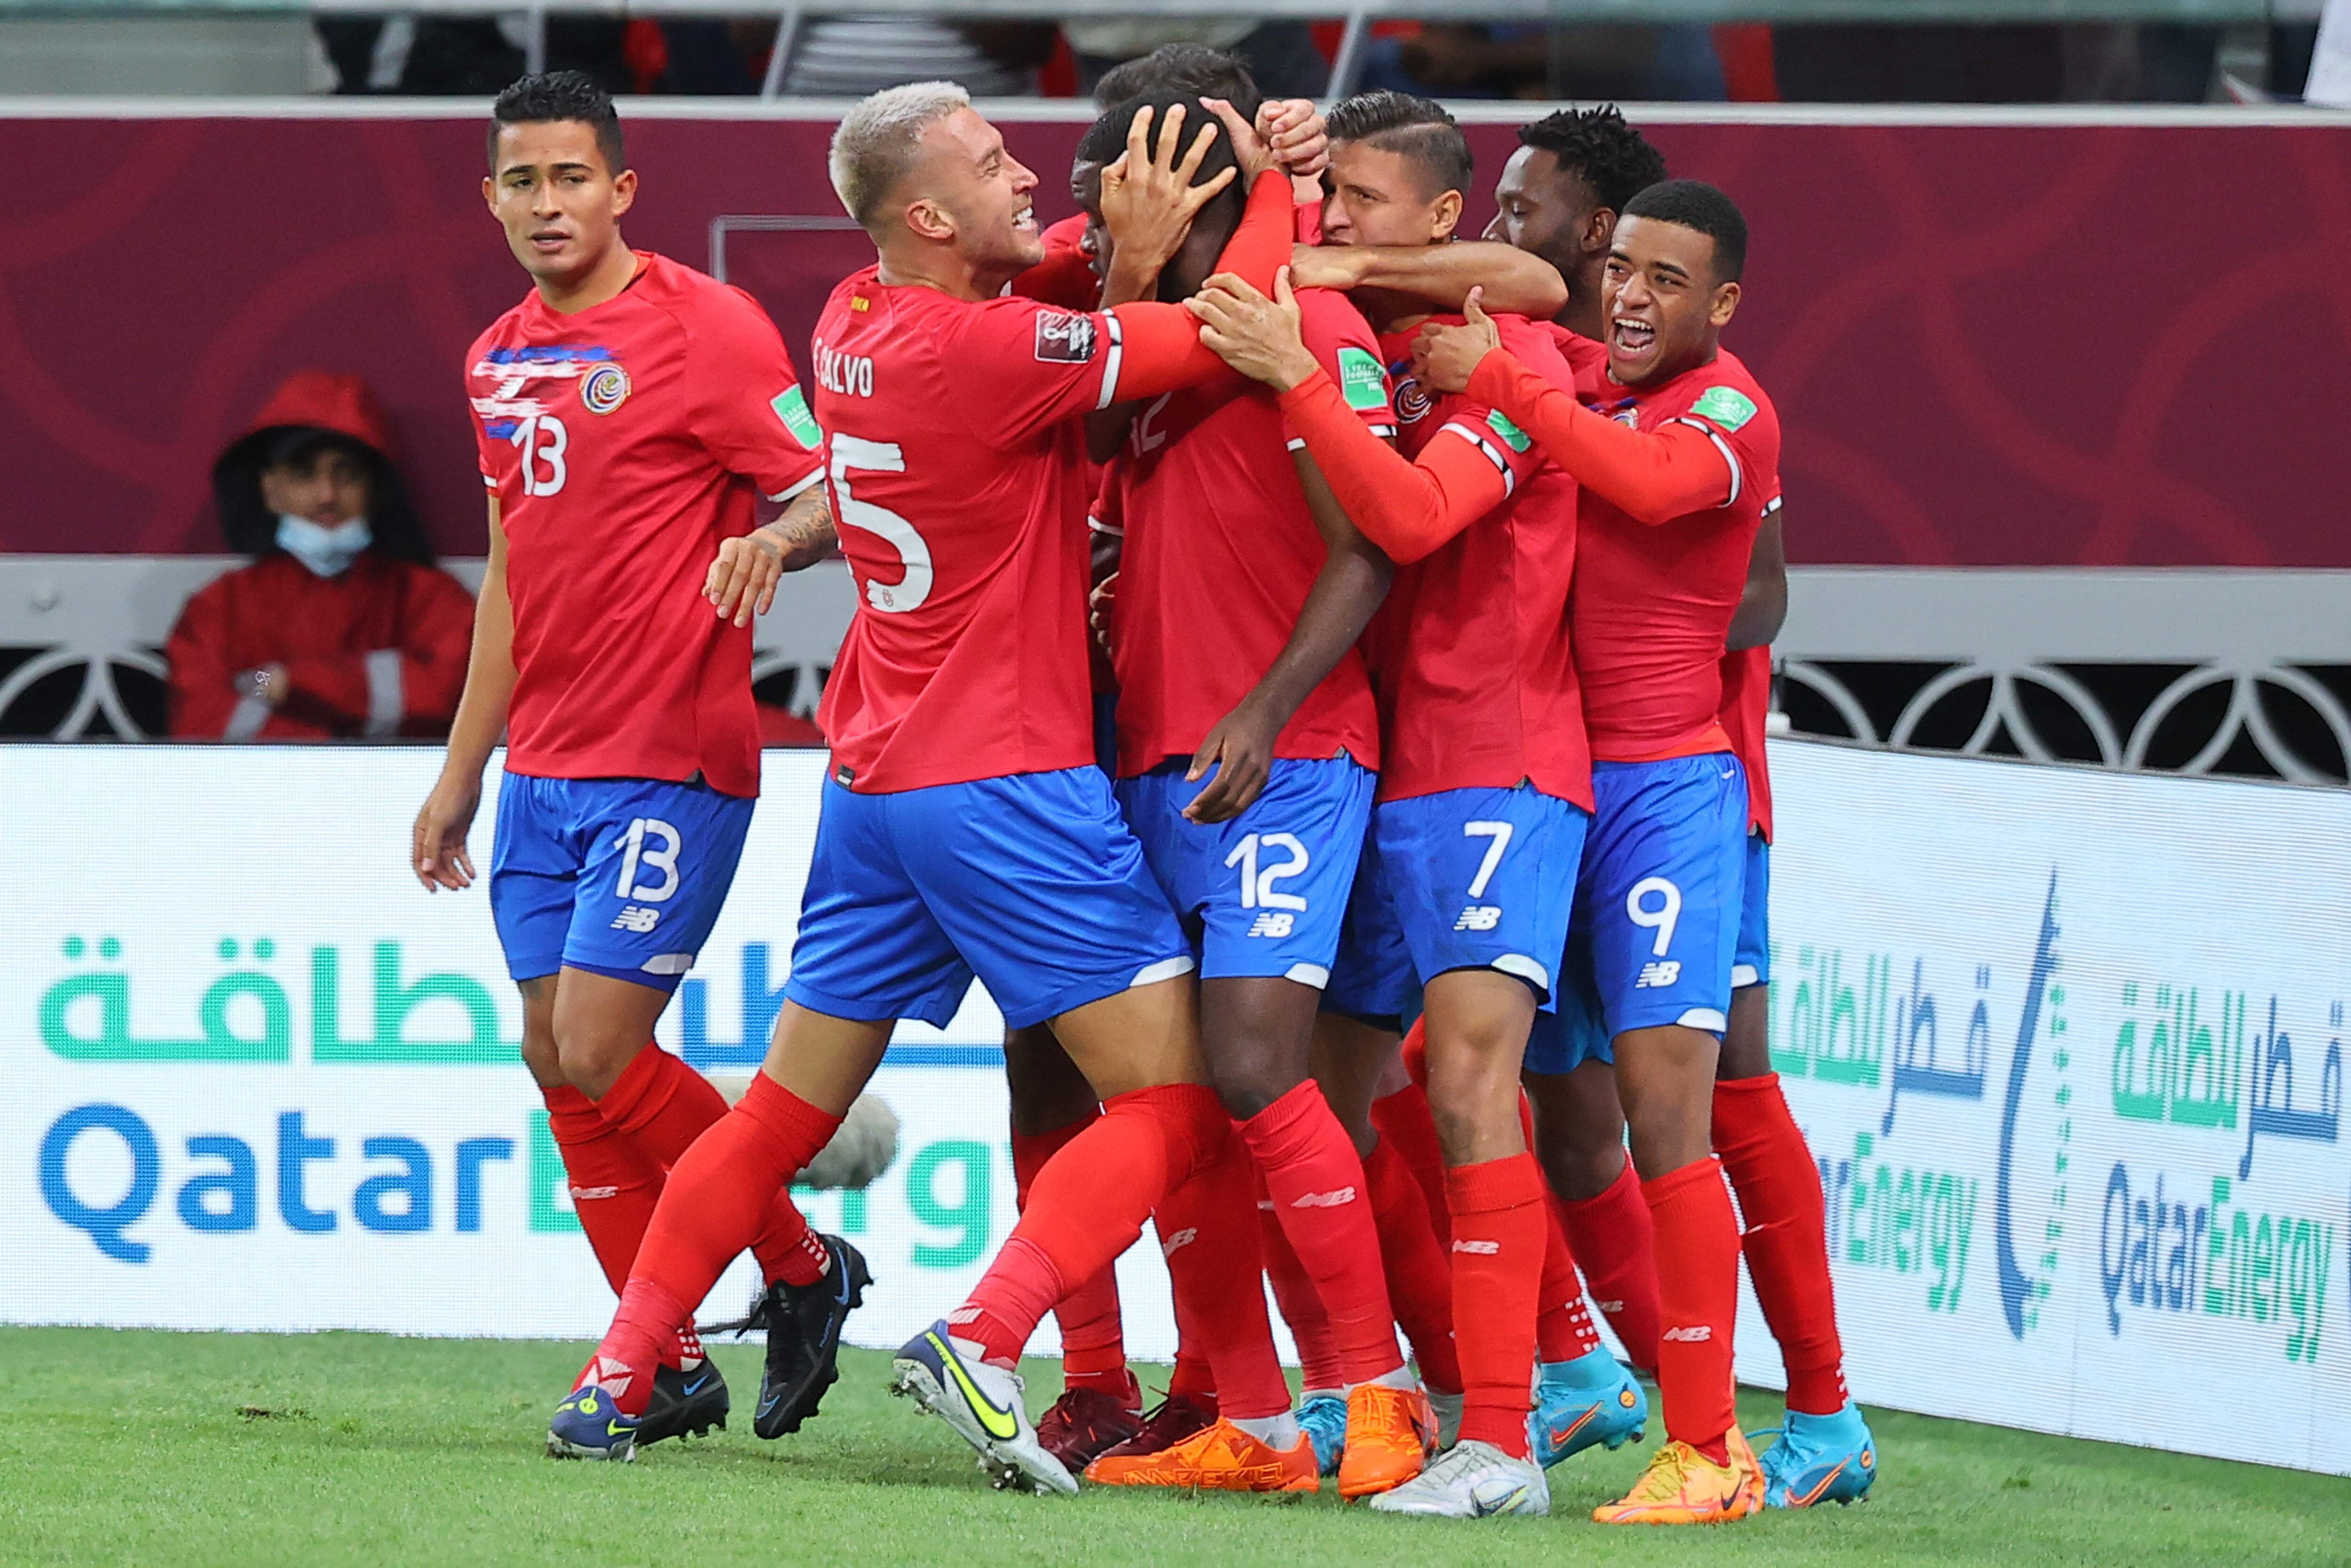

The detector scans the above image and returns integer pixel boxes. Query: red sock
[1363,1136,1461,1394]
[1559,1159,1661,1373]
[955,1084,1224,1369]
[1369,1078,1450,1247]
[1257,1165,1345,1392]
[1714,1074,1846,1415]
[541,1083,664,1299]
[1011,1116,1130,1396]
[1535,1199,1604,1363]
[1645,1157,1742,1465]
[1445,1153,1546,1459]
[1240,1083,1402,1385]
[597,1046,828,1286]
[589,1074,842,1415]
[1147,1125,1292,1419]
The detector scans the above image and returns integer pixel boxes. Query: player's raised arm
[413,495,516,890]
[1288,238,1569,321]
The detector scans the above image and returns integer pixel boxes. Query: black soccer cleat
[636,1357,730,1449]
[720,1233,871,1439]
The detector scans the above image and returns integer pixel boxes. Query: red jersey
[1561,349,1781,762]
[1717,481,1784,839]
[1104,287,1392,776]
[467,251,823,799]
[1352,313,1591,808]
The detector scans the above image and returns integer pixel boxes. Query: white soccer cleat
[1367,1438,1550,1519]
[890,1320,1078,1496]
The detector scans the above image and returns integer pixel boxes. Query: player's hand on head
[1183,697,1279,823]
[1101,102,1235,286]
[1256,99,1329,178]
[706,529,784,629]
[1412,285,1503,394]
[1201,96,1279,182]
[1186,266,1318,392]
[411,773,482,893]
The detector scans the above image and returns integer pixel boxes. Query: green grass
[2,1328,2343,1567]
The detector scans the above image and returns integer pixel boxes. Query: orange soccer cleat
[1592,1427,1765,1525]
[1083,1417,1320,1493]
[1335,1381,1432,1499]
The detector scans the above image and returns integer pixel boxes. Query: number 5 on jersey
[831,433,933,613]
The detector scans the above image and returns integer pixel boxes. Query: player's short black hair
[1622,178,1746,283]
[489,70,626,174]
[1516,105,1667,216]
[1093,43,1263,124]
[1077,89,1241,204]
[1325,90,1472,200]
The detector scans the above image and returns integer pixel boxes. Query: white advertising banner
[4,741,2346,1473]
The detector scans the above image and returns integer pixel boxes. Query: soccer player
[411,71,862,1458]
[1483,105,1668,342]
[545,82,1305,1494]
[1414,178,1783,1523]
[1186,90,1645,1519]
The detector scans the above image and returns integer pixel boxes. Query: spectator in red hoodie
[167,371,476,741]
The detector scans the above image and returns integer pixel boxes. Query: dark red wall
[6,113,2347,567]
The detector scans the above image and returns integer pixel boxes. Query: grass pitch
[2,1327,2343,1567]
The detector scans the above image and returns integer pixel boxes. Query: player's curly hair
[1624,179,1748,282]
[1515,105,1666,217]
[1324,90,1472,199]
[489,70,625,175]
[1094,43,1262,122]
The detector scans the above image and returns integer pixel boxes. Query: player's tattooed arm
[1726,508,1787,650]
[1288,241,1567,321]
[415,497,517,892]
[1185,449,1393,825]
[707,484,835,629]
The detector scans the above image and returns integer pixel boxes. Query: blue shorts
[1575,754,1748,1040]
[1374,784,1588,1008]
[1523,926,1611,1075]
[783,768,1193,1032]
[1115,756,1373,986]
[489,772,754,992]
[1320,830,1413,1027]
[1734,831,1770,990]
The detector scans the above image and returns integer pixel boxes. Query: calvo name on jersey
[813,336,876,399]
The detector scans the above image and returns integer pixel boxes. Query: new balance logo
[1634,960,1682,988]
[1661,1325,1713,1342]
[611,905,662,933]
[1454,906,1502,931]
[1290,1187,1357,1209]
[1452,1238,1500,1255]
[1247,912,1296,938]
[1160,1226,1199,1257]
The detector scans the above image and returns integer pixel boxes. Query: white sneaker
[889,1320,1077,1495]
[1368,1438,1550,1518]
[1426,1387,1465,1450]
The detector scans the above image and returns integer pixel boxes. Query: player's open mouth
[1611,318,1657,355]
[1012,205,1036,235]
[529,229,570,252]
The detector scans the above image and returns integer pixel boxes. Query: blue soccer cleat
[1754,1403,1877,1507]
[1298,1392,1348,1477]
[547,1381,641,1462]
[1530,1349,1649,1467]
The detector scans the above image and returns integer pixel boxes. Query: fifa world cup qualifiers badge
[1033,311,1096,363]
[580,362,631,415]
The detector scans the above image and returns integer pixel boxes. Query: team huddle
[411,58,1875,1524]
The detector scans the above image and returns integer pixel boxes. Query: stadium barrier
[5,739,2346,1473]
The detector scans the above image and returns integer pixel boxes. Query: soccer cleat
[1755,1403,1878,1507]
[1298,1393,1348,1477]
[546,1381,640,1462]
[890,1321,1077,1495]
[1529,1353,1648,1467]
[1426,1386,1464,1450]
[1035,1383,1145,1473]
[1083,1417,1319,1492]
[1592,1427,1765,1525]
[1087,1389,1218,1466]
[637,1357,730,1449]
[713,1233,871,1439]
[1336,1382,1430,1499]
[1366,1439,1548,1518]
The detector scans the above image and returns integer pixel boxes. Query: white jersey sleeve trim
[1095,311,1125,411]
[766,466,826,503]
[1439,420,1519,498]
[1668,415,1742,508]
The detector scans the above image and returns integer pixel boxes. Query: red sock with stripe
[1713,1074,1846,1414]
[951,1084,1226,1372]
[1146,1123,1293,1419]
[1256,1164,1346,1393]
[589,1073,843,1414]
[1645,1156,1742,1465]
[1558,1158,1661,1372]
[1445,1152,1546,1459]
[596,1045,828,1286]
[1011,1115,1131,1399]
[543,1081,681,1371]
[1363,1135,1461,1393]
[1239,1082,1404,1384]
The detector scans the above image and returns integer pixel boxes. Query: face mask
[276,514,372,578]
